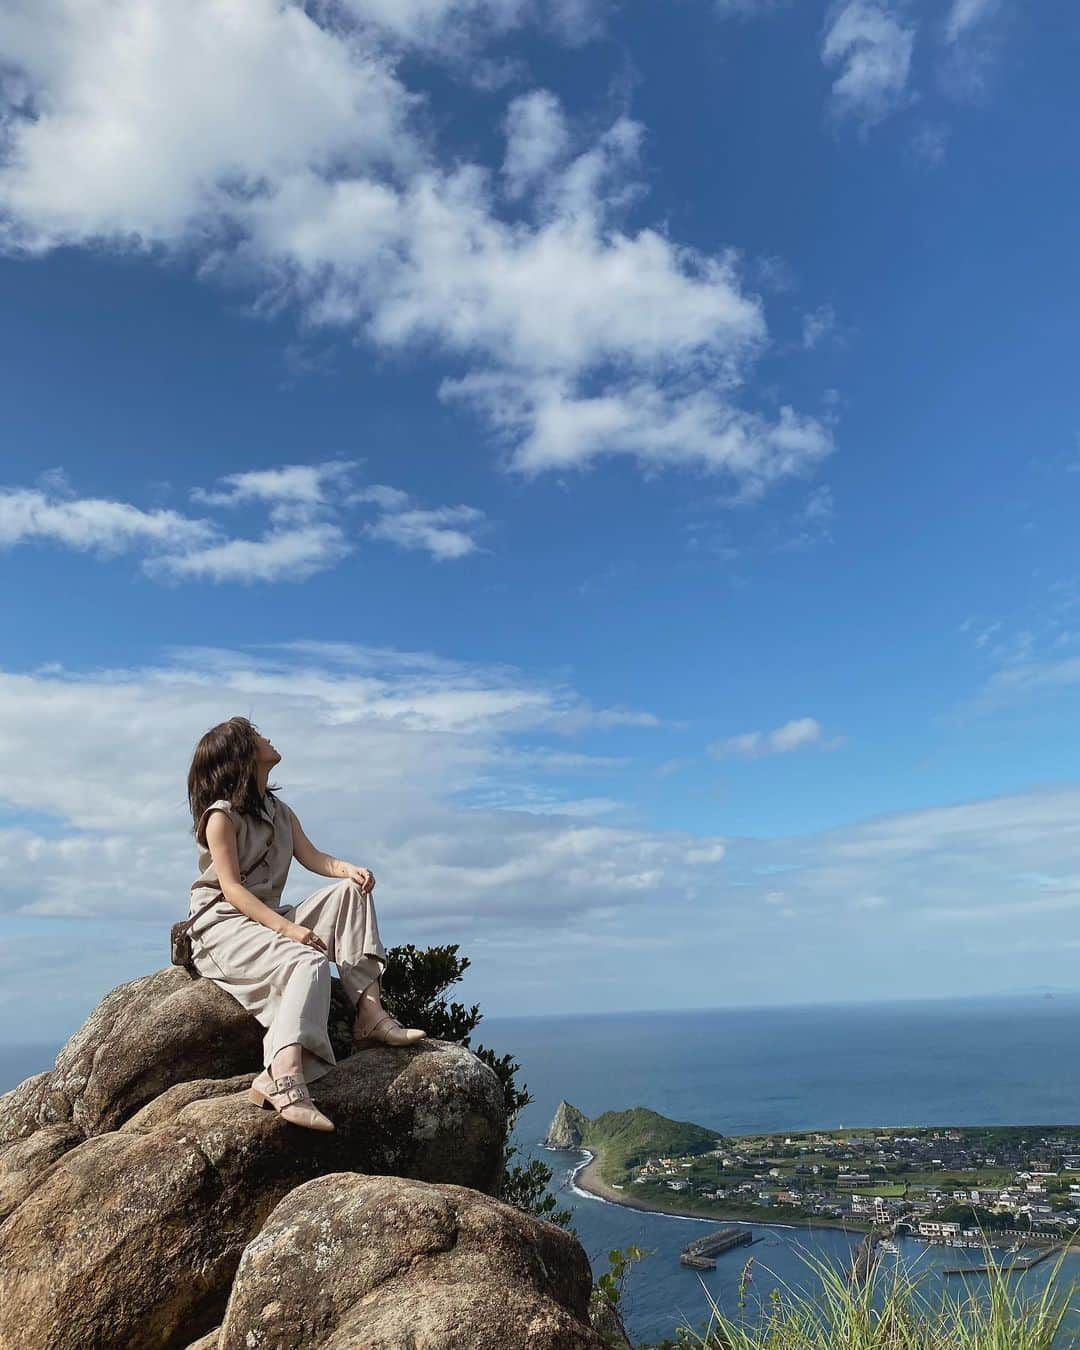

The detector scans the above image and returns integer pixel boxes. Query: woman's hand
[340,863,375,895]
[279,921,328,953]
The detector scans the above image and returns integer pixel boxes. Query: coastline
[565,1146,866,1236]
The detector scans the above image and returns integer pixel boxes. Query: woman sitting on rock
[186,715,425,1132]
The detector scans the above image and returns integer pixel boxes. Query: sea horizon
[477,985,1080,1024]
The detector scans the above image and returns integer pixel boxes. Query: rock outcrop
[0,1121,84,1223]
[0,966,266,1143]
[541,1099,590,1150]
[0,965,605,1349]
[210,1172,608,1349]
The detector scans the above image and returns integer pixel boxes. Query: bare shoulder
[204,806,238,845]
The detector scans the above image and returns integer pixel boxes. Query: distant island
[541,1102,1080,1242]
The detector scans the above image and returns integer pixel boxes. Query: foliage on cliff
[383,941,573,1228]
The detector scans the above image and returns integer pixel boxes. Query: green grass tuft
[673,1244,1079,1349]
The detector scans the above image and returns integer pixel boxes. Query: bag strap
[180,837,276,932]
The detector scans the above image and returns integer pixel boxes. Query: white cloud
[0,642,688,1020]
[365,505,487,560]
[655,757,688,778]
[685,842,727,864]
[0,0,416,249]
[349,483,489,559]
[334,0,528,50]
[192,462,355,515]
[955,583,1080,716]
[966,653,1080,716]
[802,303,836,350]
[502,89,571,200]
[0,1,832,496]
[735,788,1080,925]
[0,466,486,579]
[330,0,606,54]
[938,0,1006,98]
[822,0,915,130]
[0,642,704,1027]
[147,525,352,584]
[944,0,999,45]
[442,373,833,484]
[2,648,1079,1026]
[349,484,413,511]
[708,717,844,759]
[0,486,215,555]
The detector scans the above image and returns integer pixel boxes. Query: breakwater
[680,1227,754,1269]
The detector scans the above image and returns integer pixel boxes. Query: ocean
[4,992,1080,1344]
[477,992,1080,1344]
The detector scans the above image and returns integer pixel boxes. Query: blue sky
[1,0,1079,1040]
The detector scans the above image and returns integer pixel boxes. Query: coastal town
[627,1124,1080,1241]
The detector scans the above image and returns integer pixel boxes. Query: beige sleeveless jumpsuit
[187,791,387,1084]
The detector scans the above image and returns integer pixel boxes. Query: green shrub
[381,941,572,1228]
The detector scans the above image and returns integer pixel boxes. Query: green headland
[542,1102,1080,1239]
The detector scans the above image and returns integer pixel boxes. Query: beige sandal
[248,1070,335,1132]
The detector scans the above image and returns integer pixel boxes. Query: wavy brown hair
[187,716,280,844]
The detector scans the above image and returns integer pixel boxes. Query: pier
[680,1227,753,1269]
[943,1243,1062,1276]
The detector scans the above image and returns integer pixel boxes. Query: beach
[568,1147,865,1235]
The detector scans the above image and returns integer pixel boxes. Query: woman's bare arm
[289,808,374,893]
[204,810,293,934]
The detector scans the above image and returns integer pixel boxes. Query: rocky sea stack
[0,967,609,1349]
[541,1099,591,1150]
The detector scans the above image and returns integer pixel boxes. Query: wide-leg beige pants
[191,879,387,1084]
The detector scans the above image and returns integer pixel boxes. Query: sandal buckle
[268,1074,312,1107]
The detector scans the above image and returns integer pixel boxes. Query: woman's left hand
[342,863,375,895]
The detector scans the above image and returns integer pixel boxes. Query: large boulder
[0,1121,84,1223]
[0,1042,507,1350]
[215,1172,608,1349]
[0,966,267,1142]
